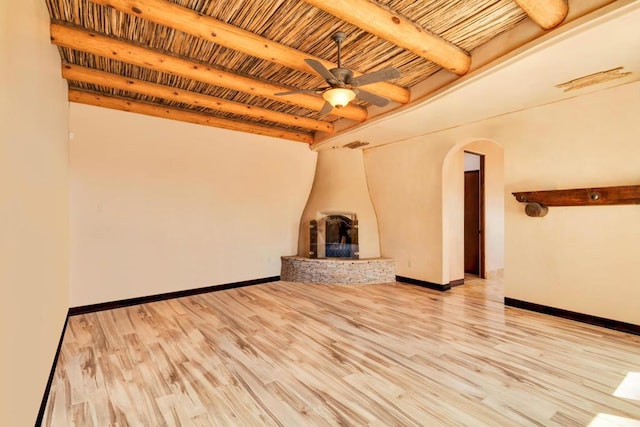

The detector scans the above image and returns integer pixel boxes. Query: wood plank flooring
[43,277,640,426]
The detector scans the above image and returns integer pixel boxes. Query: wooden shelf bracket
[512,185,640,217]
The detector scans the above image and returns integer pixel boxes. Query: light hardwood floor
[43,277,640,426]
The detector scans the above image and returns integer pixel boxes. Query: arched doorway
[442,139,504,283]
[463,151,484,277]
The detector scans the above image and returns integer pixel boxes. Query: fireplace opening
[309,213,359,259]
[326,215,353,258]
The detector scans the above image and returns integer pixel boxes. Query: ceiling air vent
[344,140,370,149]
[556,67,631,92]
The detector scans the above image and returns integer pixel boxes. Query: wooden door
[464,171,481,274]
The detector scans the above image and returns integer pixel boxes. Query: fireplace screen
[310,214,359,259]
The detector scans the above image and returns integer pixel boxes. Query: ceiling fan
[275,32,401,116]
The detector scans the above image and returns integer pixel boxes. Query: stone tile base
[281,256,396,285]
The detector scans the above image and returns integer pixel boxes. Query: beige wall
[366,81,640,324]
[298,149,381,259]
[365,137,504,285]
[0,0,70,424]
[502,82,640,325]
[365,140,451,284]
[69,104,316,307]
[444,149,466,282]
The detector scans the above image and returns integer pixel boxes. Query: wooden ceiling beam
[50,24,367,122]
[89,0,410,104]
[69,90,313,143]
[62,63,334,134]
[514,0,569,30]
[302,0,471,76]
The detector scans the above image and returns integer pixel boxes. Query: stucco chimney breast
[297,148,381,259]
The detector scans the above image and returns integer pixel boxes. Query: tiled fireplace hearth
[281,256,395,285]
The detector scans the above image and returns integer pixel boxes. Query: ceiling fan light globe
[323,88,356,108]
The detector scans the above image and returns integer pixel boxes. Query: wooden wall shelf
[512,185,640,217]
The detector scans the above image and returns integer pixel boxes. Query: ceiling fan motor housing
[330,68,354,86]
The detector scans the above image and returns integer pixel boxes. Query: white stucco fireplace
[281,148,395,285]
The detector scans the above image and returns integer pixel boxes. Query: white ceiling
[312,1,640,151]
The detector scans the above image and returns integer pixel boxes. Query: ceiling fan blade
[349,67,401,87]
[305,59,338,84]
[355,89,391,107]
[319,101,334,116]
[275,87,327,96]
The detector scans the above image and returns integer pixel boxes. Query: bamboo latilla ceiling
[45,0,535,143]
